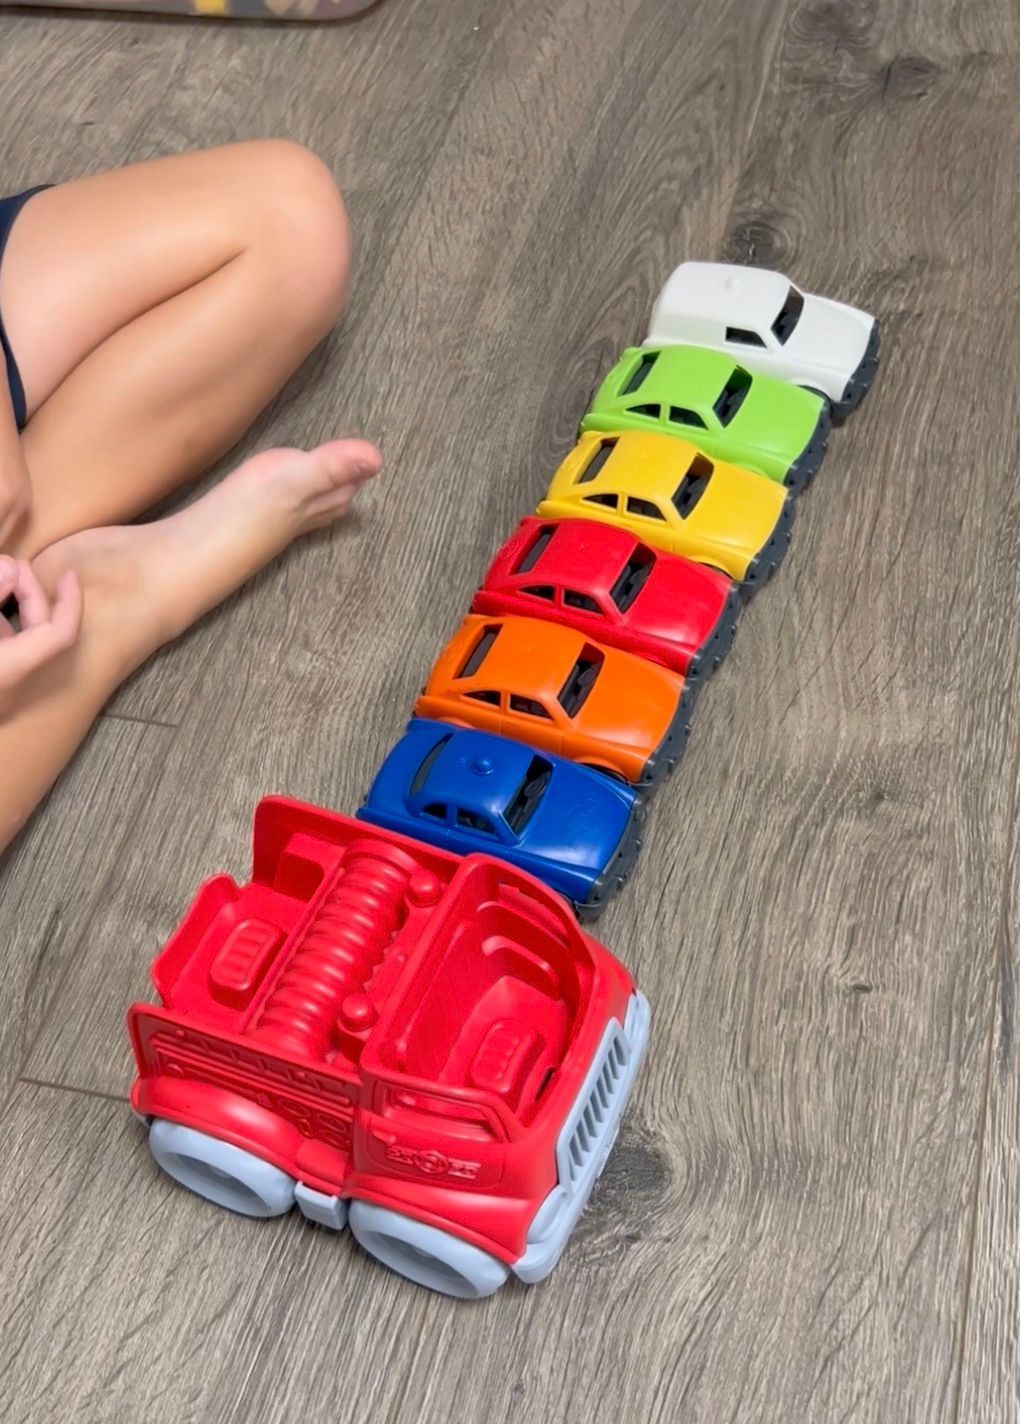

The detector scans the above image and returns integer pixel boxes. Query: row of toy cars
[126,261,877,1301]
[359,262,879,916]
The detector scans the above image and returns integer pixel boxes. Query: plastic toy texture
[0,0,377,16]
[645,262,880,420]
[474,516,740,681]
[415,614,693,787]
[128,797,650,1299]
[538,430,792,585]
[358,719,643,916]
[581,344,829,490]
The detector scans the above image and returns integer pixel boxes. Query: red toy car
[473,517,740,682]
[128,797,650,1299]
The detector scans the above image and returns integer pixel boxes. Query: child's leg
[2,141,354,559]
[0,437,379,854]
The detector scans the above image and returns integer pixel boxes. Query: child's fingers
[0,557,22,641]
[11,560,52,631]
[48,571,84,650]
[0,621,71,689]
[0,555,19,604]
[0,566,82,693]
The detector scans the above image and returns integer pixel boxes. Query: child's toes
[314,438,382,492]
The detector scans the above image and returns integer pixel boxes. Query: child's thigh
[0,141,342,422]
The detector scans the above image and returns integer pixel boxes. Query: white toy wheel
[148,1120,297,1219]
[348,1201,510,1299]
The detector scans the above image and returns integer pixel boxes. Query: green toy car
[580,344,830,491]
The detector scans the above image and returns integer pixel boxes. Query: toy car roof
[652,261,793,328]
[446,615,592,690]
[566,431,713,502]
[599,344,744,411]
[504,518,643,593]
[400,721,551,822]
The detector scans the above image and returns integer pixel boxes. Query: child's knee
[242,140,352,337]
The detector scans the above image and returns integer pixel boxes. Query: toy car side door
[561,582,611,637]
[621,492,677,554]
[416,799,454,849]
[504,690,564,758]
[448,803,508,857]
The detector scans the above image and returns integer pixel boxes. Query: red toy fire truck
[128,797,650,1298]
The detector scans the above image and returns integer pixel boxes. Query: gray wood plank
[613,2,1020,1419]
[957,834,1020,1424]
[0,719,174,1108]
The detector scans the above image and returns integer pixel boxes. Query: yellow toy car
[537,430,792,585]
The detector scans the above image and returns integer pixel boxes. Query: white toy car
[645,262,879,421]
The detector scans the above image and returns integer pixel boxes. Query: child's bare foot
[31,438,381,678]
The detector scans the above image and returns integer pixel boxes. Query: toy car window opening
[385,1087,501,1142]
[458,625,501,678]
[725,325,767,348]
[584,492,619,510]
[672,454,713,519]
[609,546,654,612]
[522,585,556,602]
[466,689,501,706]
[558,648,604,718]
[563,590,602,614]
[410,734,452,796]
[505,756,554,837]
[514,525,555,574]
[713,367,752,426]
[620,351,659,396]
[457,808,496,835]
[423,802,447,821]
[576,437,618,484]
[771,285,804,344]
[668,405,706,430]
[626,496,665,522]
[509,694,552,719]
[626,402,661,420]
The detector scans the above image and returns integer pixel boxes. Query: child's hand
[0,465,31,551]
[0,557,83,711]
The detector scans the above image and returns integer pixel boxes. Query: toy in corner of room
[0,0,379,18]
[126,257,880,1301]
[128,798,650,1300]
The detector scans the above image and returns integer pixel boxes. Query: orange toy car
[414,615,693,788]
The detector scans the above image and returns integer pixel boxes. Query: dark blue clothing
[0,186,48,430]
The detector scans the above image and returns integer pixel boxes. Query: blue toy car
[358,719,644,918]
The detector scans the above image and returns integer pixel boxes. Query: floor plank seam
[18,1075,128,1107]
[102,710,180,731]
[7,768,164,1092]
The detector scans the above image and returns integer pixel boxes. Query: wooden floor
[1,0,1018,1418]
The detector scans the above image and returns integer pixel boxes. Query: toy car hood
[779,291,874,384]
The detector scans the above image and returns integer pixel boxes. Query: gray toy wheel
[148,1120,297,1219]
[348,1201,510,1299]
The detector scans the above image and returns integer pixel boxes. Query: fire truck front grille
[564,1024,632,1189]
